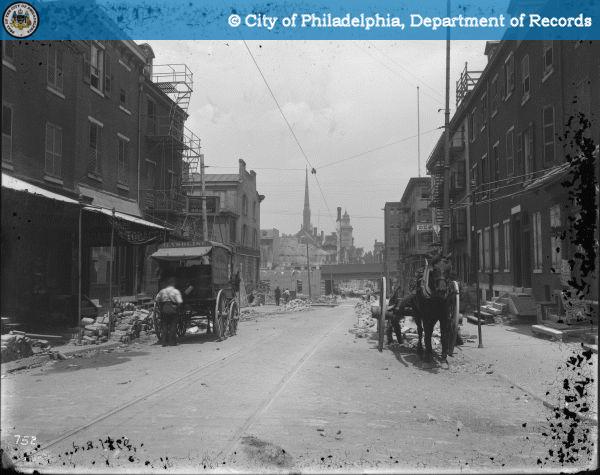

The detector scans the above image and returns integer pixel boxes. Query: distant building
[373,240,385,263]
[384,202,402,284]
[397,177,433,291]
[336,207,354,264]
[183,159,264,290]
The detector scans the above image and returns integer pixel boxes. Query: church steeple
[303,168,311,233]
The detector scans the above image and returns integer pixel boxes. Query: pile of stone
[239,308,260,321]
[72,302,154,346]
[352,300,376,338]
[1,331,51,363]
[282,299,310,312]
[314,295,338,305]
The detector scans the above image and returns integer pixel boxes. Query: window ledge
[2,161,14,170]
[504,269,510,273]
[491,110,498,119]
[542,68,554,83]
[503,91,513,102]
[521,94,530,106]
[43,174,63,185]
[90,85,105,98]
[2,59,16,71]
[87,172,103,182]
[47,85,65,100]
[533,269,543,274]
[117,183,130,191]
[119,105,132,115]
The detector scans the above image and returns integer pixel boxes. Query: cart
[149,241,240,341]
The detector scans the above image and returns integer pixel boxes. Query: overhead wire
[241,39,336,227]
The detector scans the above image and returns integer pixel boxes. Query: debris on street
[1,331,54,363]
[282,299,310,312]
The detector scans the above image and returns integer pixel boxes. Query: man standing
[274,286,281,306]
[155,277,183,347]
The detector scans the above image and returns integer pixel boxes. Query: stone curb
[456,345,598,426]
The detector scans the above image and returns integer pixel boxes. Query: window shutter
[82,48,91,85]
[104,53,111,95]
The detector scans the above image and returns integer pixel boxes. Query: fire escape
[143,64,202,235]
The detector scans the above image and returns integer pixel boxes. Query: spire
[303,168,311,232]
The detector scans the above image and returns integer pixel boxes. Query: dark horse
[387,254,457,363]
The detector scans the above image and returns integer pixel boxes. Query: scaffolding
[141,64,202,234]
[456,62,483,107]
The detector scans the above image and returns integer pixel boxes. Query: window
[493,224,500,272]
[90,43,104,91]
[469,108,477,142]
[47,45,64,93]
[505,128,514,177]
[515,132,523,176]
[45,122,62,177]
[253,229,258,248]
[492,142,500,185]
[145,159,155,185]
[483,227,491,272]
[88,119,102,174]
[550,205,561,272]
[542,106,555,165]
[2,104,12,162]
[503,220,511,271]
[480,93,487,131]
[504,53,515,99]
[532,211,543,271]
[253,201,257,220]
[417,209,431,222]
[491,74,499,116]
[90,247,113,285]
[421,186,430,199]
[230,220,237,243]
[481,154,488,193]
[523,124,534,177]
[117,135,129,184]
[543,41,553,79]
[242,194,248,216]
[120,88,127,108]
[146,99,156,134]
[296,280,302,293]
[242,224,248,245]
[521,55,530,102]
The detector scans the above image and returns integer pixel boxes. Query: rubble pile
[352,300,376,338]
[72,302,154,346]
[282,299,311,312]
[1,331,51,363]
[314,295,338,305]
[239,308,260,321]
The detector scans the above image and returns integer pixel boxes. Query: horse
[388,253,458,363]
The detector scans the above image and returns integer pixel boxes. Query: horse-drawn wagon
[149,241,239,341]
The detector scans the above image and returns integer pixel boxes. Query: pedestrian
[274,286,281,306]
[283,288,290,304]
[155,276,183,347]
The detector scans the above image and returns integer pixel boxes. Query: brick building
[397,177,434,292]
[183,159,264,290]
[2,39,191,327]
[426,39,599,321]
[383,202,402,284]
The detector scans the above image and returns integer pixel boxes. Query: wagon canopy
[150,241,232,262]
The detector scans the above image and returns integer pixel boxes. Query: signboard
[416,224,433,231]
[160,240,213,248]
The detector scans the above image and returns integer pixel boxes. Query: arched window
[242,224,248,245]
[242,195,248,216]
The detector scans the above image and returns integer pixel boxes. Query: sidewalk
[455,320,598,423]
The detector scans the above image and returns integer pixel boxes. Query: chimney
[239,159,246,177]
[321,231,324,241]
[337,207,342,222]
[137,43,155,78]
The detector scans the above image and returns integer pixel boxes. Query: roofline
[400,177,431,204]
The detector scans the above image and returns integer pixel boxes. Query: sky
[147,40,488,250]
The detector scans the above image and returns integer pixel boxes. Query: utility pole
[471,186,483,348]
[441,0,452,256]
[417,86,421,177]
[200,153,208,241]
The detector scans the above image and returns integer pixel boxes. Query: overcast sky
[147,40,488,250]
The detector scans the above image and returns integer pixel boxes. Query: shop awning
[2,173,79,205]
[150,246,212,261]
[83,206,169,230]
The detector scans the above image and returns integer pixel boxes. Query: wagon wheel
[214,290,229,340]
[378,277,387,352]
[447,281,460,356]
[176,312,188,338]
[228,299,239,336]
[151,305,162,341]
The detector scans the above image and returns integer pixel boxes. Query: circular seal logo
[3,2,39,38]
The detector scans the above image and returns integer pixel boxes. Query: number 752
[14,435,37,446]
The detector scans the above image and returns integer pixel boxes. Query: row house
[383,201,402,286]
[183,159,264,291]
[396,177,434,292]
[2,39,190,329]
[427,39,599,322]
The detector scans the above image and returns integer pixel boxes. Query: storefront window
[90,247,113,284]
